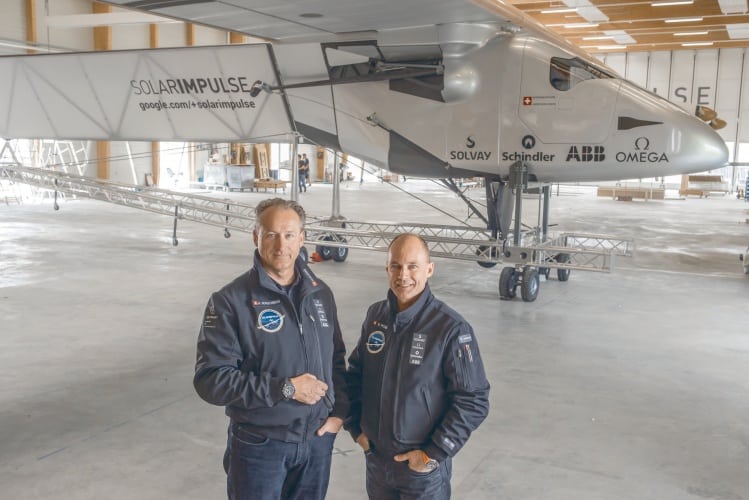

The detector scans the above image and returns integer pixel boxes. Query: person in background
[297,154,307,193]
[302,153,311,187]
[345,233,490,499]
[194,198,348,499]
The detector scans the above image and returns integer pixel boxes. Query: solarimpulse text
[131,77,253,95]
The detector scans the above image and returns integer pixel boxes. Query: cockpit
[549,56,615,92]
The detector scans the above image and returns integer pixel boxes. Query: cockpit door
[518,39,620,144]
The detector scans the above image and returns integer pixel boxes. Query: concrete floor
[1,180,748,499]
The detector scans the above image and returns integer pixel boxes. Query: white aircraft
[0,0,731,298]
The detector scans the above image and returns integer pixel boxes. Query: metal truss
[1,165,633,272]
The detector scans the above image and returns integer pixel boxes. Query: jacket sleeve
[329,297,350,420]
[193,292,284,409]
[422,323,490,462]
[343,324,366,439]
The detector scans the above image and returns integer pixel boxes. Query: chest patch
[312,299,329,328]
[409,333,427,365]
[257,309,284,333]
[366,331,385,354]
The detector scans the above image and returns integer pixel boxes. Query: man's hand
[316,417,343,436]
[290,373,328,404]
[355,433,371,451]
[393,449,431,473]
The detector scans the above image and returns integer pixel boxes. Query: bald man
[345,233,490,499]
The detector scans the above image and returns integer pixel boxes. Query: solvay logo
[257,309,284,333]
[366,331,385,354]
[635,137,650,150]
[466,136,476,149]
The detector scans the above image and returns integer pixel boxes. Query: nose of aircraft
[668,110,729,174]
[617,82,728,175]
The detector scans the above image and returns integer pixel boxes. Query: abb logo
[566,145,605,162]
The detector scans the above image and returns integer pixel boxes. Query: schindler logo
[566,145,605,162]
[449,136,492,161]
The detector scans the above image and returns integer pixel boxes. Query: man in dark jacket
[194,197,348,500]
[346,233,490,499]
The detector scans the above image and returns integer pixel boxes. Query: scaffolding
[0,164,633,274]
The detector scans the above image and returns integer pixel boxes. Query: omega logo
[635,137,650,150]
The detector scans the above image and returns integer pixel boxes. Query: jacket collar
[252,250,321,296]
[387,282,433,323]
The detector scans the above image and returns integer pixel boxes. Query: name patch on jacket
[312,299,329,328]
[252,299,281,307]
[257,309,284,333]
[409,333,427,365]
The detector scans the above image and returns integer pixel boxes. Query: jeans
[364,449,452,500]
[223,423,336,500]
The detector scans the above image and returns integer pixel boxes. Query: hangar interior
[1,1,748,499]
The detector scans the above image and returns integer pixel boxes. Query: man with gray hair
[194,197,348,499]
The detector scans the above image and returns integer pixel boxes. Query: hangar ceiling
[510,0,749,53]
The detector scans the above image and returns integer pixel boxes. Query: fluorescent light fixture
[541,7,577,13]
[673,31,709,36]
[718,0,747,15]
[597,44,627,50]
[582,35,615,40]
[681,41,714,46]
[564,22,599,28]
[665,17,703,22]
[652,0,693,6]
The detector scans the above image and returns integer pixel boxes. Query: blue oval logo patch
[258,309,284,333]
[366,331,385,354]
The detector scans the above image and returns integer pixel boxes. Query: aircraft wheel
[521,267,540,302]
[316,236,334,260]
[332,245,349,262]
[498,267,517,300]
[476,245,498,268]
[556,253,571,282]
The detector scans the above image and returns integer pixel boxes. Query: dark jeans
[224,423,335,500]
[365,449,452,500]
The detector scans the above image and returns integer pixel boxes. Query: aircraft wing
[105,0,598,64]
[106,0,500,42]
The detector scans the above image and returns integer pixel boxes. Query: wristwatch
[422,451,439,472]
[281,378,295,400]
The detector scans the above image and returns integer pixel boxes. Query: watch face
[282,382,295,400]
[425,459,439,471]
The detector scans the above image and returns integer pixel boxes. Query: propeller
[709,118,727,130]
[695,105,726,130]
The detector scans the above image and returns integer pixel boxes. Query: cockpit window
[550,56,615,91]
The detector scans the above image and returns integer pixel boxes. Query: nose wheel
[498,266,541,302]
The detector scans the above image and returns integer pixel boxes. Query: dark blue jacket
[194,251,348,442]
[345,284,490,461]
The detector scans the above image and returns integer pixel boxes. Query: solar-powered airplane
[0,0,729,300]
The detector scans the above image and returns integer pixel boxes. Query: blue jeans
[223,423,336,500]
[364,449,452,500]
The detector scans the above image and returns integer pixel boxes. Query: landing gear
[315,234,348,262]
[499,266,540,302]
[486,163,574,302]
[520,267,539,302]
[499,267,517,299]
